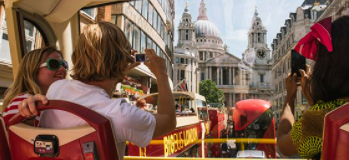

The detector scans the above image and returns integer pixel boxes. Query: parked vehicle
[236,150,266,158]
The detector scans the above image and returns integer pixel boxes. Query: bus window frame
[18,9,57,54]
[6,7,58,79]
[9,8,57,58]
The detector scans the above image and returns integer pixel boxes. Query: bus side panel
[256,118,276,158]
[127,122,206,157]
[208,110,225,157]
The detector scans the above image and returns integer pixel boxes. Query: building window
[140,31,146,53]
[153,11,158,31]
[0,32,11,62]
[148,4,153,25]
[135,0,142,13]
[260,74,264,83]
[185,30,188,40]
[146,37,153,49]
[124,18,133,47]
[23,20,41,52]
[201,72,205,81]
[81,8,97,19]
[142,0,148,20]
[199,51,203,60]
[180,58,184,64]
[152,39,156,51]
[133,25,141,52]
[157,15,161,34]
[156,46,160,56]
[181,70,185,80]
[160,22,164,38]
[0,13,11,62]
[175,58,179,63]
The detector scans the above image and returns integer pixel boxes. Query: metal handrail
[127,138,276,145]
[125,157,305,160]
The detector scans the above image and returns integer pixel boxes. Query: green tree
[199,80,225,104]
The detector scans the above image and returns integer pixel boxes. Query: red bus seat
[322,103,349,160]
[0,116,11,160]
[7,100,118,160]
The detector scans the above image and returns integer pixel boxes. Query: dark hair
[310,16,349,103]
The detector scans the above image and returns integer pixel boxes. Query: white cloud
[224,29,248,41]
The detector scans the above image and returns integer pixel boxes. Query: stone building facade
[271,0,332,124]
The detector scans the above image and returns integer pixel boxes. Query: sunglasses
[40,58,68,71]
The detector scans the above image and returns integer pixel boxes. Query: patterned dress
[290,99,348,159]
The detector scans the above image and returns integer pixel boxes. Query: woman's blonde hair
[71,21,134,82]
[2,46,62,111]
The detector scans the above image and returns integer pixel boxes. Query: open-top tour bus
[1,0,349,159]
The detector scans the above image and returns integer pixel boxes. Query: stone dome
[195,0,221,40]
[195,20,221,39]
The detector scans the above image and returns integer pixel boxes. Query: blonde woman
[2,46,67,126]
[21,22,176,159]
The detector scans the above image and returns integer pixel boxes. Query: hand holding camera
[143,49,167,78]
[135,53,146,62]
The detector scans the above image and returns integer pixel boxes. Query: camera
[135,54,146,62]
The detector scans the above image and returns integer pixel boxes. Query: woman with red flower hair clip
[278,16,349,159]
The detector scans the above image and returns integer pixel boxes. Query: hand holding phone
[291,50,306,78]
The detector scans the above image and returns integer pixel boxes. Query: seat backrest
[0,116,11,160]
[7,100,118,160]
[322,103,349,160]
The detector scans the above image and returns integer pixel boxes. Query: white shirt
[40,80,156,159]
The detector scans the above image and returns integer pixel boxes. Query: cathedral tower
[247,7,271,62]
[177,2,196,47]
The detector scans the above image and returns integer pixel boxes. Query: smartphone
[291,50,306,77]
[135,54,146,62]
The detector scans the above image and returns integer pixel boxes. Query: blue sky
[174,0,305,58]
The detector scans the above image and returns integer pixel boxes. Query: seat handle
[7,100,109,130]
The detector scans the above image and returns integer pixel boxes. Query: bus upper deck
[0,0,348,159]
